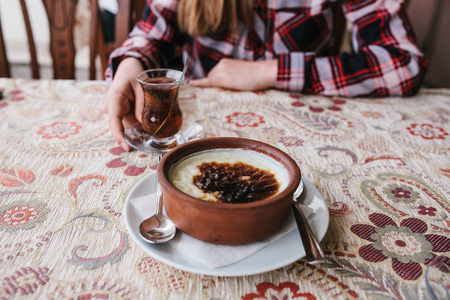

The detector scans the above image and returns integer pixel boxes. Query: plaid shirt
[107,0,427,97]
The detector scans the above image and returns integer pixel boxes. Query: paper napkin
[131,194,313,269]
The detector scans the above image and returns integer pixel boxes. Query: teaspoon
[139,155,176,243]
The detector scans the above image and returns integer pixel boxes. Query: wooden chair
[92,0,147,79]
[0,0,145,80]
[0,14,10,78]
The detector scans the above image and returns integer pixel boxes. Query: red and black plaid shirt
[107,0,427,97]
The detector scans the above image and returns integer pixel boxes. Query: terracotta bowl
[157,137,301,245]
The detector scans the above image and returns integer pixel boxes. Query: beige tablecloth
[0,78,449,299]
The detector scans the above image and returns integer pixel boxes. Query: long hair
[177,0,253,36]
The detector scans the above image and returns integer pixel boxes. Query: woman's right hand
[103,57,144,151]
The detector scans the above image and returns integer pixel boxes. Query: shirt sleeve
[105,0,185,81]
[276,0,428,97]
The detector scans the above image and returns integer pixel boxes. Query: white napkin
[131,194,313,269]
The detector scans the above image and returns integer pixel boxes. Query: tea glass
[124,68,204,153]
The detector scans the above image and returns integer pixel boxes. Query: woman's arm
[105,1,185,81]
[192,0,427,98]
[277,0,427,97]
[104,1,185,151]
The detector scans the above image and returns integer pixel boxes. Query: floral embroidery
[0,200,50,232]
[361,111,383,119]
[2,267,50,296]
[37,122,82,139]
[382,184,419,204]
[290,94,346,113]
[83,84,107,93]
[18,108,42,117]
[68,230,128,270]
[261,127,303,147]
[417,205,437,216]
[46,277,139,299]
[0,89,25,109]
[226,112,265,127]
[262,127,285,137]
[358,135,388,153]
[243,282,316,300]
[438,168,450,178]
[106,147,157,176]
[137,257,188,293]
[9,90,25,101]
[278,135,303,147]
[350,213,450,280]
[406,123,448,140]
[0,166,35,187]
[50,164,74,177]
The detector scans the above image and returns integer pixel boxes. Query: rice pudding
[169,149,290,203]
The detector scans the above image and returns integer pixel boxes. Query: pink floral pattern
[226,112,265,127]
[1,205,38,226]
[261,127,303,147]
[0,89,25,109]
[382,184,419,204]
[137,257,189,292]
[83,84,107,94]
[406,123,448,140]
[0,166,35,187]
[2,267,50,296]
[8,90,25,101]
[50,164,74,177]
[106,147,157,176]
[0,200,50,232]
[37,122,82,139]
[350,213,450,280]
[290,94,346,112]
[361,110,383,119]
[243,282,316,300]
[418,205,437,216]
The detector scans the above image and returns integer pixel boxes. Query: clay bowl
[157,137,301,245]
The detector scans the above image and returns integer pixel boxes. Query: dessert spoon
[139,155,176,243]
[292,180,325,262]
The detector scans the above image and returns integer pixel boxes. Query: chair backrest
[0,14,10,78]
[0,0,145,80]
[93,0,146,79]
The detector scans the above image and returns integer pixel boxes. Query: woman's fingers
[104,58,144,151]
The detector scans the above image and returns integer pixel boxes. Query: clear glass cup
[137,69,184,151]
[124,68,205,153]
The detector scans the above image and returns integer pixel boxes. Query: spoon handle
[292,200,325,263]
[155,154,163,215]
[182,57,189,77]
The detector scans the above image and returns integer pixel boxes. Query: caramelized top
[193,161,280,203]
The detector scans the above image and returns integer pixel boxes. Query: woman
[104,0,427,151]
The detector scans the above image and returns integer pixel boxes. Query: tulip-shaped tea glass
[124,68,204,153]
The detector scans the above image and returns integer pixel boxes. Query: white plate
[124,172,329,277]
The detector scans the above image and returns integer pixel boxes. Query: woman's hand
[103,58,144,151]
[190,58,277,91]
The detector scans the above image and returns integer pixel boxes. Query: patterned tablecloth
[0,78,449,300]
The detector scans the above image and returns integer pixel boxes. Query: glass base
[124,121,205,153]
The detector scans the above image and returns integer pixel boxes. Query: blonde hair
[177,0,253,36]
